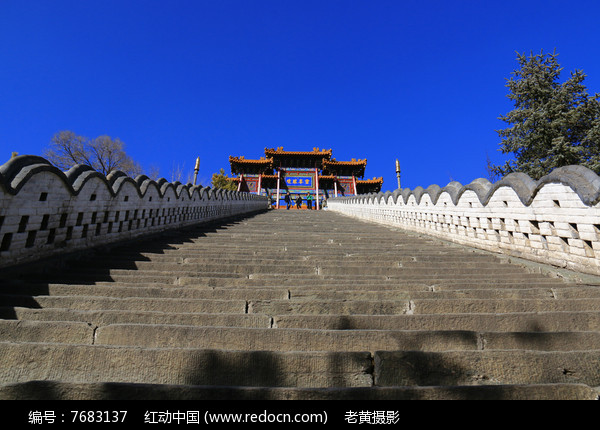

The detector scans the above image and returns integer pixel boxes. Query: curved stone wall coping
[332,165,600,208]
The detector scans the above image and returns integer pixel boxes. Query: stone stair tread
[0,294,247,313]
[374,350,600,387]
[2,381,596,400]
[248,297,600,315]
[2,343,600,389]
[6,306,600,332]
[0,307,271,327]
[6,318,600,353]
[273,311,600,331]
[0,284,290,300]
[0,343,374,388]
[93,323,600,352]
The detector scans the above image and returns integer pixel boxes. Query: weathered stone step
[94,324,600,352]
[1,380,596,400]
[17,293,578,317]
[0,307,271,327]
[289,288,557,300]
[0,343,373,388]
[48,277,565,291]
[283,285,597,297]
[249,298,600,315]
[32,271,560,287]
[125,249,509,262]
[0,294,247,313]
[8,283,593,301]
[6,306,600,333]
[0,284,289,300]
[0,320,93,344]
[38,273,243,285]
[82,257,516,271]
[102,251,507,262]
[2,343,600,389]
[113,250,507,264]
[239,272,562,281]
[74,277,568,291]
[178,277,572,289]
[374,350,600,387]
[62,264,531,278]
[273,311,600,331]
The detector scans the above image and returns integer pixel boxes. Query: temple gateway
[229,147,383,209]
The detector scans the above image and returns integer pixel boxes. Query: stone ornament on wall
[328,165,600,277]
[0,155,269,269]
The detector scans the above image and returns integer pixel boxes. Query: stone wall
[0,155,269,269]
[327,165,600,277]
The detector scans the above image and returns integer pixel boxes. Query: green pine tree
[493,50,600,179]
[211,168,237,191]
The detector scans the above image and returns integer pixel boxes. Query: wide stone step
[94,324,600,352]
[27,294,599,317]
[248,298,600,315]
[98,254,509,266]
[4,277,575,292]
[76,258,521,272]
[6,306,600,333]
[8,283,593,301]
[59,264,531,277]
[2,343,600,390]
[115,252,509,265]
[0,307,271,328]
[177,277,572,289]
[374,350,600,387]
[288,288,557,300]
[0,295,247,313]
[1,380,596,400]
[30,272,563,287]
[0,343,373,388]
[0,320,93,344]
[0,283,289,300]
[287,286,600,299]
[238,272,563,281]
[7,318,600,353]
[273,312,600,331]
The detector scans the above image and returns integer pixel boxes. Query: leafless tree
[44,130,142,177]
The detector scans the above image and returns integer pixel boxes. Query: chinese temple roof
[322,158,367,177]
[229,156,274,175]
[356,177,384,194]
[264,147,332,158]
[229,147,374,182]
[357,177,384,185]
[264,147,332,168]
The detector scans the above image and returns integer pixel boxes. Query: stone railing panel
[0,156,268,269]
[327,166,600,277]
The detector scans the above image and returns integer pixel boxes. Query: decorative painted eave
[229,156,274,175]
[323,158,367,167]
[357,177,383,185]
[322,158,367,177]
[264,147,333,159]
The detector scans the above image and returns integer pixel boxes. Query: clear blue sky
[2,0,600,191]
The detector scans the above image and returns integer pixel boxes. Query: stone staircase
[1,209,600,400]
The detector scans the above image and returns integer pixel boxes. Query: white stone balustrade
[328,166,600,277]
[0,155,269,268]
